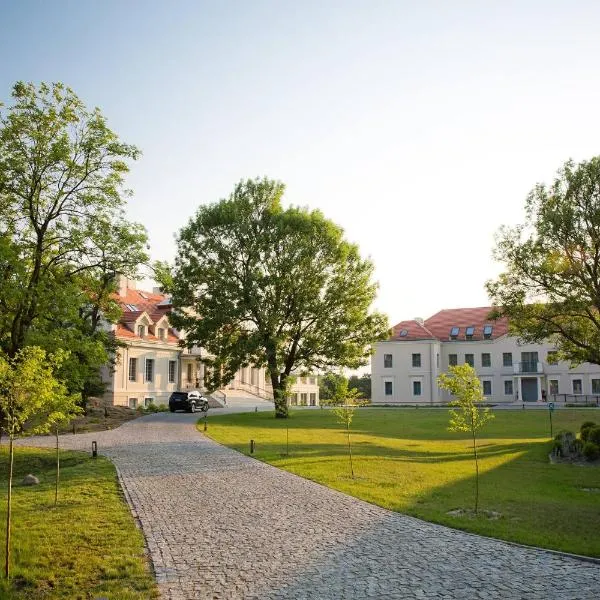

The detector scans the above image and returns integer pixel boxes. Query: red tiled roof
[116,288,179,345]
[390,307,509,342]
[390,320,436,341]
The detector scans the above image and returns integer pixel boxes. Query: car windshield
[171,392,188,400]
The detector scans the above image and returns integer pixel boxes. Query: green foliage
[438,364,494,514]
[165,177,389,418]
[319,372,347,401]
[587,426,600,445]
[580,421,597,442]
[487,156,600,366]
[348,373,371,399]
[582,442,600,461]
[0,81,148,397]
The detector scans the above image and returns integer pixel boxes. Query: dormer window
[399,329,408,337]
[465,326,474,340]
[483,325,493,339]
[137,325,145,337]
[157,327,165,340]
[450,327,459,340]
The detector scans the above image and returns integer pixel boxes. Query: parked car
[169,391,209,413]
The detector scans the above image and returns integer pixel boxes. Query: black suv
[169,391,209,413]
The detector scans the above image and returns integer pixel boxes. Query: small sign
[548,402,555,411]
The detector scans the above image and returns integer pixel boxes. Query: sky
[2,0,600,327]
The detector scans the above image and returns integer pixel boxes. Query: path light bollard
[204,412,207,431]
[250,439,255,454]
[92,441,98,458]
[255,406,258,413]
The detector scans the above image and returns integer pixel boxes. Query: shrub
[571,438,583,455]
[580,421,597,441]
[157,404,169,412]
[582,442,600,461]
[551,439,563,456]
[587,426,600,446]
[144,402,159,413]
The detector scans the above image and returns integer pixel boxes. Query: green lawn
[0,447,159,599]
[203,408,600,557]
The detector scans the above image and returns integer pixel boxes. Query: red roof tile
[389,307,508,342]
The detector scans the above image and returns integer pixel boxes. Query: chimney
[118,275,136,297]
[153,287,163,294]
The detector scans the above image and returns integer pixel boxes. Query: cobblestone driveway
[19,411,600,599]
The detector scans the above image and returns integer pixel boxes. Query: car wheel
[169,406,176,413]
[201,403,209,412]
[190,402,196,413]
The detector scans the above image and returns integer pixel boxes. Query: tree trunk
[270,372,288,419]
[55,426,60,507]
[471,425,479,515]
[346,422,354,479]
[5,435,14,579]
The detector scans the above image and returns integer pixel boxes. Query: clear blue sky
[2,0,600,326]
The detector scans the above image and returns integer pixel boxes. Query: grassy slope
[0,447,159,599]
[204,408,600,557]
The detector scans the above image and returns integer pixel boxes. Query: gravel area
[15,409,600,600]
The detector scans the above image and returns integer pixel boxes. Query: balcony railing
[514,361,543,374]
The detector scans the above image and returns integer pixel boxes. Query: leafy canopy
[437,364,494,434]
[165,178,388,417]
[487,156,600,366]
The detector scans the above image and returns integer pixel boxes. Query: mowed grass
[0,447,159,599]
[203,408,600,557]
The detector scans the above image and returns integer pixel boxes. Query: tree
[165,178,389,418]
[348,374,371,399]
[319,372,348,402]
[328,376,366,479]
[0,81,148,396]
[487,157,600,366]
[437,364,494,515]
[0,347,77,578]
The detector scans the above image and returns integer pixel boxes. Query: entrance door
[521,378,538,402]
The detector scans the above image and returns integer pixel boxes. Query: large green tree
[164,178,389,417]
[487,157,600,366]
[0,82,148,397]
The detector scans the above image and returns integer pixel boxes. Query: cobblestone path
[18,412,600,599]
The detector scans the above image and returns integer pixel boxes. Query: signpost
[548,402,555,439]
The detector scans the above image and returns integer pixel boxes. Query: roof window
[465,326,475,339]
[399,329,408,337]
[450,327,460,340]
[483,325,493,339]
[139,292,148,300]
[125,304,138,311]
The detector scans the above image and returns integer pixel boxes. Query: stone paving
[17,409,600,599]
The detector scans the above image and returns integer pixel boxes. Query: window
[128,397,137,409]
[290,394,298,406]
[413,380,422,396]
[504,380,513,395]
[310,393,317,406]
[384,381,393,396]
[187,363,192,382]
[572,379,583,394]
[128,357,137,382]
[547,351,558,365]
[502,352,513,367]
[483,325,493,339]
[549,379,559,395]
[412,353,421,368]
[449,354,457,366]
[384,354,393,368]
[144,397,154,407]
[465,354,474,367]
[157,327,165,340]
[450,327,460,339]
[465,326,475,339]
[137,324,145,337]
[593,379,600,395]
[300,393,308,406]
[168,360,176,383]
[145,359,154,382]
[482,380,492,396]
[399,329,408,337]
[125,303,138,311]
[481,353,491,367]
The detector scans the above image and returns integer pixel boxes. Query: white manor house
[100,278,319,408]
[372,306,600,406]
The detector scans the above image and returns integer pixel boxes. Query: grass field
[0,447,159,599]
[203,408,600,557]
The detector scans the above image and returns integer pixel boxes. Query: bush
[582,442,600,461]
[144,402,159,413]
[157,404,169,412]
[580,421,597,441]
[551,439,563,456]
[587,426,600,445]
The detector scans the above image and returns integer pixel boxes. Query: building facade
[102,279,319,407]
[372,306,600,405]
